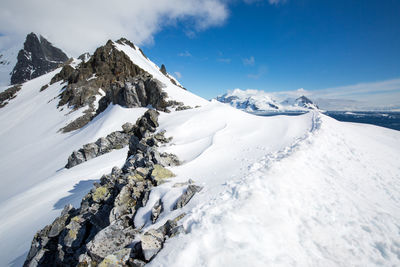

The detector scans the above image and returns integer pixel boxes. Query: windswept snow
[0,40,399,267]
[149,113,400,267]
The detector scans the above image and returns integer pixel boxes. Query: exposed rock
[139,230,164,261]
[150,199,163,223]
[92,186,111,203]
[151,165,175,185]
[48,205,75,237]
[86,224,137,261]
[175,105,192,111]
[11,33,68,85]
[78,52,91,63]
[66,109,162,169]
[60,111,94,133]
[25,113,183,266]
[0,84,22,108]
[160,64,167,75]
[98,248,131,267]
[122,122,134,133]
[174,185,203,210]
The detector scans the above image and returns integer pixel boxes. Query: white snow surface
[0,42,399,267]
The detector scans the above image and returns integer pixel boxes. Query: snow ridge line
[182,111,322,233]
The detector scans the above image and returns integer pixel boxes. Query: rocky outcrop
[11,33,69,85]
[174,184,203,210]
[25,109,202,266]
[0,84,22,108]
[295,95,319,110]
[51,38,176,132]
[65,110,170,168]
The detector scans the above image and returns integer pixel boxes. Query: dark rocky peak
[10,33,69,85]
[295,95,319,109]
[51,38,181,132]
[160,64,167,75]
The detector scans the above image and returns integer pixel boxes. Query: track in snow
[150,112,400,267]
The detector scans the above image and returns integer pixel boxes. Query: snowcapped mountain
[0,37,399,267]
[216,89,319,113]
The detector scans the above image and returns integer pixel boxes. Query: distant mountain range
[216,89,319,113]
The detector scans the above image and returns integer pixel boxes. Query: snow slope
[1,40,399,267]
[149,113,400,267]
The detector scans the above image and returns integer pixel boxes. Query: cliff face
[11,33,69,85]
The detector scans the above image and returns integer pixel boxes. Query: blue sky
[141,0,400,101]
[1,0,399,108]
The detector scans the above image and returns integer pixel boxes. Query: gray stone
[174,185,203,210]
[82,143,99,161]
[150,199,163,223]
[86,224,137,261]
[48,205,74,237]
[96,137,112,154]
[122,122,134,133]
[66,150,85,168]
[140,229,164,261]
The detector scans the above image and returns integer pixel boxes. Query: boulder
[139,229,164,261]
[98,248,131,267]
[96,137,112,155]
[174,185,203,210]
[48,205,74,237]
[122,122,134,133]
[150,199,163,223]
[91,186,111,203]
[151,165,175,184]
[82,143,99,161]
[86,224,137,261]
[66,150,85,168]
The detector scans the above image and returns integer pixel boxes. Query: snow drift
[0,38,399,267]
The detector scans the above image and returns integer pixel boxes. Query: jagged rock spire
[10,33,69,85]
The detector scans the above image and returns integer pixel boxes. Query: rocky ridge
[48,38,189,133]
[24,109,202,266]
[0,84,22,108]
[65,110,172,169]
[11,33,69,85]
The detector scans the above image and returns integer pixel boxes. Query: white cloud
[247,65,267,79]
[178,51,192,57]
[0,0,229,56]
[174,71,182,79]
[243,56,255,66]
[270,78,400,110]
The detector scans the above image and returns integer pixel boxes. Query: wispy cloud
[217,58,231,63]
[178,51,192,57]
[270,78,400,110]
[174,71,182,79]
[243,56,255,66]
[247,66,267,79]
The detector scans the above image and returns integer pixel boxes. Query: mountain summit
[10,33,69,85]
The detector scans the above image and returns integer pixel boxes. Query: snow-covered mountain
[216,89,319,113]
[0,37,399,267]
